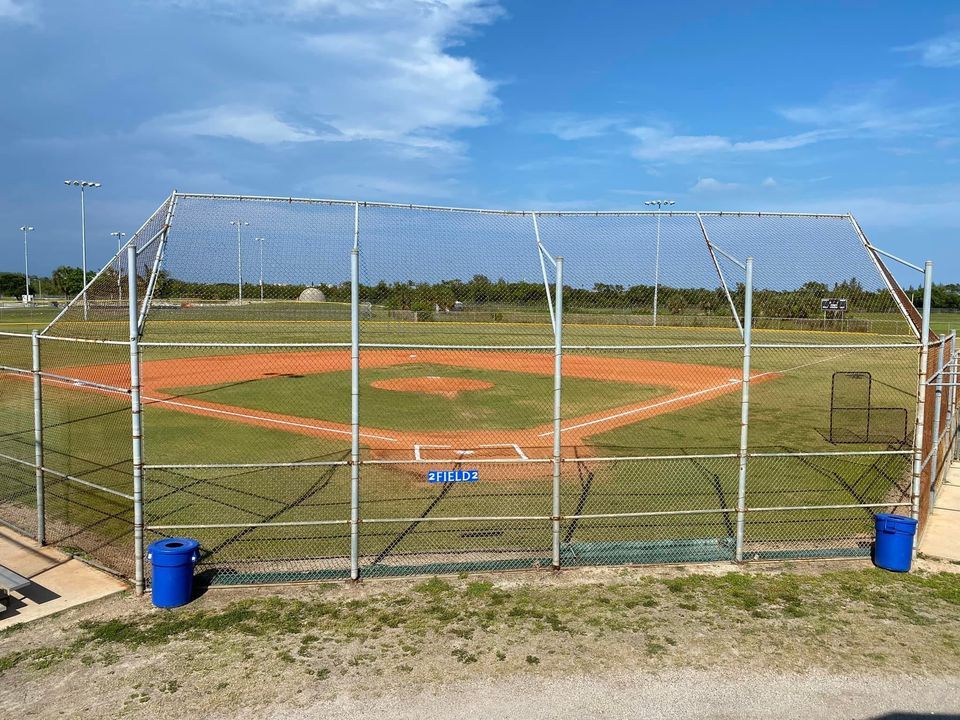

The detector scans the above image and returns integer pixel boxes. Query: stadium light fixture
[230,220,249,303]
[111,231,126,300]
[64,179,102,319]
[255,237,266,303]
[644,199,676,327]
[20,226,34,301]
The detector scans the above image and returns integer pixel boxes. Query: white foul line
[539,380,741,437]
[540,347,864,438]
[142,394,400,443]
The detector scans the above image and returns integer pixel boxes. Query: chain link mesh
[0,333,37,535]
[4,196,930,585]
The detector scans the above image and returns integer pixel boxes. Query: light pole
[64,180,101,319]
[230,220,249,303]
[111,231,126,301]
[255,237,265,302]
[644,199,675,327]
[20,226,34,302]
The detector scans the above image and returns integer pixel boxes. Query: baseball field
[0,304,920,581]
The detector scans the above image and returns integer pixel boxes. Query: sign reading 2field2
[427,469,480,483]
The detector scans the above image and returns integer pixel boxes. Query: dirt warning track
[52,349,776,461]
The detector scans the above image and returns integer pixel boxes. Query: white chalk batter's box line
[413,443,529,461]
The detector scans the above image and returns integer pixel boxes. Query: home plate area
[413,443,530,461]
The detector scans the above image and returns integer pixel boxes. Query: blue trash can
[873,513,917,572]
[148,537,200,608]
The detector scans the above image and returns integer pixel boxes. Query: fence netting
[1,193,951,586]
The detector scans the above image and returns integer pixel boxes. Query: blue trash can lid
[148,537,200,555]
[875,513,917,526]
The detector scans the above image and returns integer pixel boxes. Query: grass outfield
[0,307,925,581]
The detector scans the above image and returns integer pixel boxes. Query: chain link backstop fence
[1,192,956,590]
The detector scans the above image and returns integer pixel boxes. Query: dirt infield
[54,349,778,461]
[370,375,495,398]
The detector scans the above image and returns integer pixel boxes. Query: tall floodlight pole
[20,226,34,301]
[230,220,249,303]
[255,237,265,302]
[111,231,126,300]
[64,180,101,319]
[644,199,675,327]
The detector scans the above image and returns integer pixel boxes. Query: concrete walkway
[0,527,127,629]
[920,460,960,562]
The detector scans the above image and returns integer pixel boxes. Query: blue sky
[1,0,958,283]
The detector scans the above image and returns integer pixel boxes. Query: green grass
[0,308,930,582]
[161,362,665,432]
[4,569,960,687]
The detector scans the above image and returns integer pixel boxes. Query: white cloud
[143,106,320,144]
[629,125,829,162]
[691,177,739,192]
[143,0,503,153]
[771,183,960,230]
[0,0,37,24]
[525,113,625,140]
[761,177,777,188]
[626,86,954,163]
[895,31,960,68]
[778,93,954,135]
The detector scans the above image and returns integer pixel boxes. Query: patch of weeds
[414,578,452,597]
[277,650,295,664]
[215,681,228,690]
[316,668,331,680]
[127,690,150,705]
[525,655,540,665]
[29,647,68,670]
[159,679,179,694]
[543,614,570,633]
[398,664,413,673]
[496,650,507,661]
[347,653,373,668]
[646,642,667,656]
[0,652,25,673]
[451,648,477,664]
[449,626,474,639]
[465,581,494,597]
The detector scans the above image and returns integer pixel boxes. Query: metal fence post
[552,256,564,570]
[910,260,933,553]
[128,245,146,595]
[31,330,45,545]
[735,256,754,563]
[929,335,945,497]
[950,330,959,462]
[350,204,361,581]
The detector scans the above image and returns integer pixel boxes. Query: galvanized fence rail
[1,195,956,589]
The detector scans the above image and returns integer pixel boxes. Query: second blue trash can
[148,537,200,608]
[873,513,917,572]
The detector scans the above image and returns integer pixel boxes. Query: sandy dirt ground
[2,559,958,720]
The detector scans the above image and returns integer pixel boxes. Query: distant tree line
[904,283,960,310]
[0,267,95,298]
[147,273,914,318]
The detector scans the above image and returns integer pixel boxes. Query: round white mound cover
[298,287,326,303]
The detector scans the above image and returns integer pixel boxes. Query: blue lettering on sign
[427,469,479,483]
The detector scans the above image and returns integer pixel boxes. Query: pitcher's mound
[371,376,494,399]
